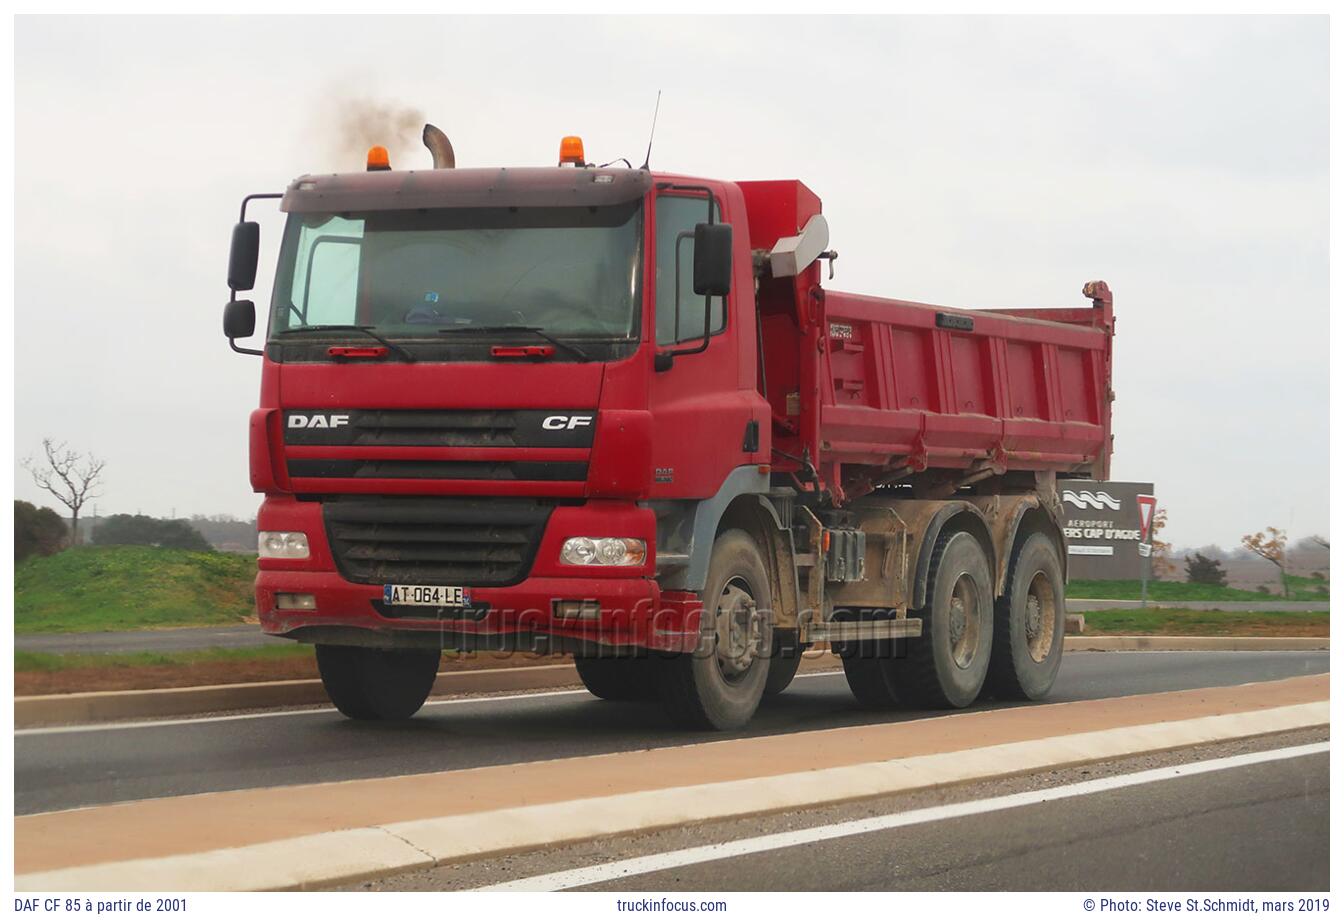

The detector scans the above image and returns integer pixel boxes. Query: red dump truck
[223,129,1114,730]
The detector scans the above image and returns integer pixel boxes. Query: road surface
[14,650,1327,816]
[572,747,1329,891]
[363,732,1327,892]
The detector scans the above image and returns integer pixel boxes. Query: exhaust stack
[423,124,455,169]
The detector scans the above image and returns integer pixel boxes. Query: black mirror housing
[693,223,732,297]
[223,299,256,339]
[228,221,261,291]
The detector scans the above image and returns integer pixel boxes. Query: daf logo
[289,413,350,429]
[542,414,594,430]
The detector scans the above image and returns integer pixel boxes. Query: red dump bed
[738,180,1113,501]
[817,289,1113,484]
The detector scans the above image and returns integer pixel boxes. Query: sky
[12,15,1329,549]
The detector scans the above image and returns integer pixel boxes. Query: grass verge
[1078,608,1329,637]
[1068,578,1328,602]
[15,545,256,634]
[15,644,313,673]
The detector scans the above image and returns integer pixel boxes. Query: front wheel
[315,644,441,720]
[658,529,773,730]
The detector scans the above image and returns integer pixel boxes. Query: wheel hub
[1024,571,1057,663]
[1025,595,1042,641]
[947,572,980,670]
[949,598,966,646]
[715,577,764,678]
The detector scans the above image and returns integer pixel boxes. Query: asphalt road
[14,597,1330,655]
[14,651,1327,816]
[532,744,1332,891]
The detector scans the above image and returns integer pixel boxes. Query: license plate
[383,584,471,607]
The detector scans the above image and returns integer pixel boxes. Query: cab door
[647,188,763,500]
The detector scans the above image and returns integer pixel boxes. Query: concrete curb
[15,700,1329,891]
[14,638,1328,728]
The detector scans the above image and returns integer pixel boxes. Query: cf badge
[542,414,594,430]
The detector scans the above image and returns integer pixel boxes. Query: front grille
[284,409,596,448]
[323,496,557,586]
[289,459,588,481]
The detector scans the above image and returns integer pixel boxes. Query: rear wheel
[658,529,773,730]
[315,644,441,720]
[764,631,805,697]
[985,532,1065,700]
[886,530,994,708]
[839,639,900,708]
[575,655,658,701]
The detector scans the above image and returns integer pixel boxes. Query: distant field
[15,545,257,634]
[1078,607,1328,637]
[1068,577,1328,602]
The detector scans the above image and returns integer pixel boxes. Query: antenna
[640,90,662,170]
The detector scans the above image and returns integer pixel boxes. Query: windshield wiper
[436,325,592,363]
[276,325,417,363]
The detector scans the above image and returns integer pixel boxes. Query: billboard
[1055,480,1156,580]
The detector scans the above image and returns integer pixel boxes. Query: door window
[655,195,725,346]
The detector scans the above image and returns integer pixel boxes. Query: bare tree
[22,440,106,547]
[1149,507,1176,580]
[1310,535,1330,550]
[1241,526,1289,597]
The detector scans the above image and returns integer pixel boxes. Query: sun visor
[281,167,653,213]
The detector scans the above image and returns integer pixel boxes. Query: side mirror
[693,223,732,297]
[228,221,260,291]
[223,299,256,339]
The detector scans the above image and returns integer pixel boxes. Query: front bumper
[255,496,702,653]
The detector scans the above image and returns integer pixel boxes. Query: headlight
[258,531,310,559]
[560,537,646,566]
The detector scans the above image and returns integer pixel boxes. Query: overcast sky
[13,15,1328,549]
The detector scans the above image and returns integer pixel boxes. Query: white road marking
[475,741,1330,891]
[12,671,850,737]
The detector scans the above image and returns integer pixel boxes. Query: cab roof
[281,166,653,213]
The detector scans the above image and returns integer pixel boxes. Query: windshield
[269,202,643,340]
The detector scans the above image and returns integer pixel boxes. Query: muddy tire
[764,631,805,696]
[315,644,441,720]
[658,529,773,730]
[575,656,658,701]
[885,530,994,709]
[985,532,1065,700]
[839,639,900,708]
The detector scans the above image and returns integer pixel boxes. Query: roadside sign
[1057,480,1155,579]
[1136,494,1157,542]
[1137,543,1152,558]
